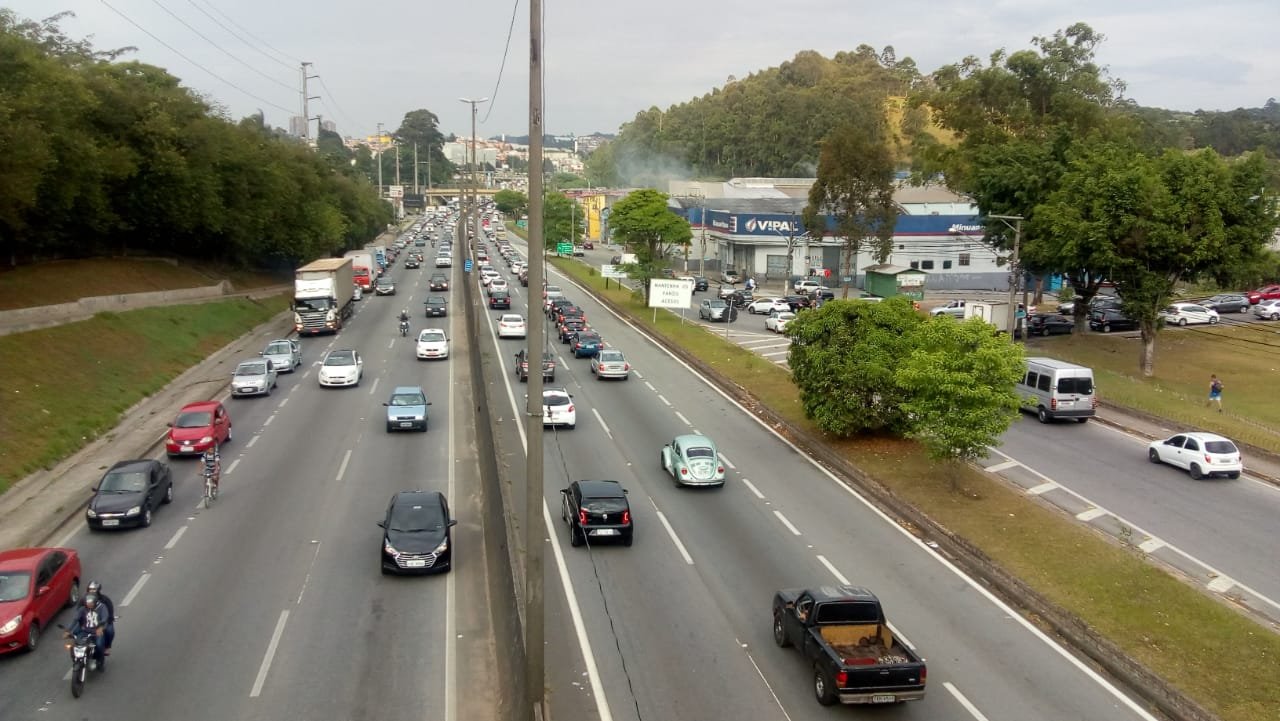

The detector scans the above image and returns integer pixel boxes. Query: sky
[9,1,1279,140]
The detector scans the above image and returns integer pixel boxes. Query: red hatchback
[1246,285,1280,304]
[165,400,232,456]
[0,547,82,654]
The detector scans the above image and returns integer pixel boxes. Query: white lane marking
[368,377,380,396]
[1139,538,1166,553]
[164,526,187,550]
[591,409,612,439]
[944,682,992,721]
[886,621,916,650]
[633,371,644,380]
[263,415,275,427]
[985,459,1020,473]
[718,452,736,470]
[445,295,459,721]
[1207,575,1236,593]
[674,411,692,426]
[289,384,299,393]
[249,610,290,698]
[760,350,790,358]
[816,554,849,584]
[773,510,802,536]
[655,510,694,565]
[278,397,288,408]
[225,459,241,476]
[246,435,259,449]
[387,338,396,350]
[335,450,352,482]
[1076,507,1108,521]
[121,573,150,607]
[740,477,765,499]
[294,541,323,605]
[1027,481,1058,495]
[657,394,671,406]
[644,381,656,391]
[742,643,796,721]
[552,267,1162,721]
[301,370,311,380]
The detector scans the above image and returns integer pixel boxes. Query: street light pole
[459,97,489,246]
[990,214,1024,338]
[375,122,384,197]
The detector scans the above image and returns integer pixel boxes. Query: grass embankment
[1031,326,1280,454]
[552,258,1280,721]
[0,295,287,493]
[0,257,286,310]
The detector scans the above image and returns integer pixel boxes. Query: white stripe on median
[249,610,290,698]
[335,450,352,482]
[121,572,150,607]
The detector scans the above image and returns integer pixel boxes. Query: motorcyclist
[202,446,221,496]
[82,581,115,655]
[66,594,108,667]
[399,309,410,323]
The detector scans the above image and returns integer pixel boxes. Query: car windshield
[325,353,356,366]
[390,392,426,406]
[708,300,726,308]
[388,503,445,532]
[0,571,32,602]
[175,410,213,428]
[543,394,571,407]
[1057,377,1094,395]
[294,298,333,312]
[685,446,716,459]
[100,470,148,493]
[545,286,561,294]
[377,278,393,286]
[236,362,268,376]
[1204,440,1238,454]
[582,498,628,514]
[427,296,446,304]
[265,342,292,355]
[419,330,446,342]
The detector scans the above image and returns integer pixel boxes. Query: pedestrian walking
[1208,374,1224,412]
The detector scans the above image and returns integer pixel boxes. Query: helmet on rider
[87,581,102,595]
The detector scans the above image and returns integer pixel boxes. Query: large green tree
[393,109,454,190]
[542,193,584,249]
[607,189,692,301]
[1036,143,1277,375]
[494,189,528,218]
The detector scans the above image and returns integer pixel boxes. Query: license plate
[405,559,427,568]
[399,422,414,427]
[240,387,255,393]
[180,445,194,452]
[102,519,120,527]
[590,528,619,537]
[870,695,896,704]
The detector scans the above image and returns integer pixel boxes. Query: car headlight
[86,508,98,518]
[126,506,142,517]
[200,436,214,444]
[383,540,399,557]
[0,614,21,636]
[433,538,449,554]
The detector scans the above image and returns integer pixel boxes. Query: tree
[394,109,454,188]
[803,114,898,297]
[895,317,1025,479]
[607,189,692,302]
[542,192,584,249]
[786,297,922,436]
[1036,143,1278,375]
[494,189,528,218]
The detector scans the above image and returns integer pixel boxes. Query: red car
[1246,285,1280,304]
[0,547,82,654]
[165,400,232,456]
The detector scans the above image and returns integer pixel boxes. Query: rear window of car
[1057,377,1094,395]
[815,601,880,625]
[686,446,716,459]
[543,394,571,406]
[1204,440,1238,454]
[583,498,628,514]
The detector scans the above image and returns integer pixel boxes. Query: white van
[1017,357,1096,424]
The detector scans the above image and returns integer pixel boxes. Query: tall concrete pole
[459,98,489,244]
[525,0,546,716]
[376,122,384,197]
[991,214,1024,337]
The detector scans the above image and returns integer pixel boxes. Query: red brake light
[567,404,574,412]
[835,670,849,686]
[622,510,630,525]
[717,466,724,474]
[623,363,630,370]
[680,467,688,475]
[1050,398,1058,410]
[920,666,927,685]
[1205,454,1212,463]
[578,508,588,525]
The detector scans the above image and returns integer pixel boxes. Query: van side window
[1025,371,1038,387]
[1037,374,1051,392]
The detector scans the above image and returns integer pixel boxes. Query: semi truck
[294,258,355,335]
[343,250,376,291]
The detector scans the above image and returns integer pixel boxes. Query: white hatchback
[489,278,509,295]
[765,310,797,333]
[541,388,576,428]
[497,314,527,339]
[1148,432,1242,479]
[1159,302,1219,326]
[747,297,790,315]
[415,328,449,360]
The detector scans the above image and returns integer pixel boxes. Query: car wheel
[1178,318,1188,326]
[25,620,39,652]
[1037,407,1050,424]
[66,579,81,609]
[1240,306,1249,314]
[1272,313,1279,321]
[1103,323,1112,333]
[1189,464,1204,480]
[1148,449,1161,464]
[164,483,174,504]
[814,667,838,707]
[1076,417,1089,424]
[1041,327,1051,337]
[569,522,583,547]
[622,532,633,547]
[1209,316,1218,324]
[773,613,792,648]
[141,506,153,528]
[387,424,394,432]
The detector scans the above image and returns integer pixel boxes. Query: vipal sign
[743,217,801,234]
[647,279,694,309]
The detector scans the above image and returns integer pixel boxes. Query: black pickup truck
[772,585,927,706]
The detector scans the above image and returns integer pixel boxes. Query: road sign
[388,185,404,199]
[556,242,573,255]
[600,264,627,279]
[648,279,695,309]
[464,259,473,273]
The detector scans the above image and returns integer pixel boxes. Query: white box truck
[294,257,355,335]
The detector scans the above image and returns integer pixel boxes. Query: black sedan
[782,294,813,312]
[489,290,512,310]
[404,257,421,269]
[378,491,456,575]
[1026,313,1075,336]
[86,459,173,530]
[559,480,633,547]
[423,295,448,317]
[693,277,709,292]
[1202,294,1251,314]
[428,273,449,291]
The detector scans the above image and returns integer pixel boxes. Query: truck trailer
[294,257,355,335]
[343,250,376,291]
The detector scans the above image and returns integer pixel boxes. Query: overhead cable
[150,0,294,92]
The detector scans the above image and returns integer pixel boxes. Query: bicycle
[202,462,220,508]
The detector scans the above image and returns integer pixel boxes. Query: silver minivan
[1017,357,1096,423]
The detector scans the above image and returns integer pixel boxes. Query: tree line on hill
[0,11,392,271]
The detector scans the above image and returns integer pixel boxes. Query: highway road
[487,236,1160,721]
[0,226,500,721]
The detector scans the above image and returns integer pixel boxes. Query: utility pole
[376,122,384,197]
[459,97,489,247]
[990,214,1024,339]
[524,0,545,716]
[300,62,319,144]
[413,143,419,195]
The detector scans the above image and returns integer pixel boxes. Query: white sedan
[1159,302,1219,326]
[765,310,797,333]
[489,278,509,295]
[497,314,527,339]
[317,349,363,387]
[415,328,449,360]
[481,270,502,287]
[541,388,576,428]
[1148,432,1242,479]
[747,297,790,315]
[1254,299,1280,320]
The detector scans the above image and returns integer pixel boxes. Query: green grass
[551,257,1280,721]
[0,257,287,310]
[0,294,288,493]
[1027,325,1280,453]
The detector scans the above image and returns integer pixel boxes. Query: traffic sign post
[464,259,473,273]
[555,242,573,255]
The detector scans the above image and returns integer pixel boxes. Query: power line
[314,74,357,130]
[480,0,520,125]
[181,0,295,72]
[194,0,301,67]
[99,0,293,115]
[150,0,294,92]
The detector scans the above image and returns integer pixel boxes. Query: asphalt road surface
[0,233,498,721]
[487,237,1161,721]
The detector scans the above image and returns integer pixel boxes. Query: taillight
[621,510,630,525]
[1205,454,1212,464]
[567,404,574,412]
[920,666,927,685]
[835,670,848,687]
[680,467,688,475]
[1092,395,1098,409]
[717,466,724,474]
[1050,398,1058,410]
[623,363,630,371]
[578,509,588,525]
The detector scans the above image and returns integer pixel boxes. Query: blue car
[384,385,432,432]
[570,331,604,358]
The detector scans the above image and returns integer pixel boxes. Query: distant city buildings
[288,115,307,137]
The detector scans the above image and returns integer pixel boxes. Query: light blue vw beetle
[661,434,726,487]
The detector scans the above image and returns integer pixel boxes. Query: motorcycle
[57,624,104,698]
[399,319,410,337]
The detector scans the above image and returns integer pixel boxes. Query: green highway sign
[556,242,573,254]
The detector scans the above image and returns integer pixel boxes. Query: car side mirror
[377,521,385,529]
[622,489,629,494]
[166,422,174,427]
[448,520,458,527]
[258,351,264,356]
[559,488,570,495]
[382,402,389,407]
[37,585,50,597]
[90,485,98,492]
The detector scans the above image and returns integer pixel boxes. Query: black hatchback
[379,491,456,575]
[1026,313,1075,336]
[86,459,174,530]
[560,480,632,547]
[1088,307,1139,333]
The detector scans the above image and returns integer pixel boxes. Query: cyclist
[202,445,221,498]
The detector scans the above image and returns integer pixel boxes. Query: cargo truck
[294,258,355,335]
[344,250,376,291]
[365,244,387,272]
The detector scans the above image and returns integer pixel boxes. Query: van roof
[1025,357,1093,372]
